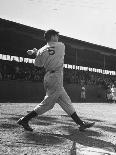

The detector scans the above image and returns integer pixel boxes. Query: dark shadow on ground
[23,124,116,150]
[57,125,101,137]
[95,125,116,133]
[0,123,18,129]
[67,130,115,149]
[23,132,66,145]
[1,113,116,152]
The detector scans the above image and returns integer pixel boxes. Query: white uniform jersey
[34,42,65,71]
[33,41,75,116]
[111,87,115,93]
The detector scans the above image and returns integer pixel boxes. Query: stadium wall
[0,81,106,103]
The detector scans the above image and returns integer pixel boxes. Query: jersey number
[47,47,55,55]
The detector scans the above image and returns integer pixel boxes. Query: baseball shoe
[17,117,33,132]
[79,122,95,131]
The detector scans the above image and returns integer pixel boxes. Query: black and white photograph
[0,0,116,154]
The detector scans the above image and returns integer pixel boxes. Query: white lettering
[6,55,11,61]
[2,55,7,60]
[88,67,93,72]
[24,58,29,63]
[0,54,3,59]
[19,57,23,62]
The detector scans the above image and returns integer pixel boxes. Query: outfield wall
[0,81,106,103]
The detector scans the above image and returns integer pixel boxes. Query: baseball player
[81,85,86,102]
[17,29,95,132]
[110,84,116,103]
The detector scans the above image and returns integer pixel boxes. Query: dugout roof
[0,18,116,70]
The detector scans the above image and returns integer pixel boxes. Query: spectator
[0,59,116,88]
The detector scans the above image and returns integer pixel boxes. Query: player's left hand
[33,48,38,53]
[27,50,34,55]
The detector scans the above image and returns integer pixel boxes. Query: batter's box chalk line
[71,143,116,155]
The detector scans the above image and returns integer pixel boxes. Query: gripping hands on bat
[27,48,38,55]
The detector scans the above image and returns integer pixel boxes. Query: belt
[46,70,55,73]
[50,70,55,73]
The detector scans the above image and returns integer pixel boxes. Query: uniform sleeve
[61,43,65,55]
[57,42,65,55]
[34,51,43,67]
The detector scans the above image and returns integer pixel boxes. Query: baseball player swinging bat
[17,29,95,132]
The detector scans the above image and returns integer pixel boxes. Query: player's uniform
[107,88,112,101]
[81,86,86,101]
[17,30,95,132]
[110,87,116,102]
[34,42,75,116]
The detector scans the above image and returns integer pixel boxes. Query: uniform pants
[34,71,75,116]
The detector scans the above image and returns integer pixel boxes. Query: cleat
[79,122,95,131]
[17,117,33,132]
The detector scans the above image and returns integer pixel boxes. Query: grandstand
[0,18,116,102]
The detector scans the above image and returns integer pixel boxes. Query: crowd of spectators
[64,68,116,87]
[0,60,45,82]
[0,60,116,87]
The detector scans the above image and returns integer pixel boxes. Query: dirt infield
[0,102,116,155]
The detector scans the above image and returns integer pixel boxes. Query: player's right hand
[27,50,34,55]
[33,48,38,53]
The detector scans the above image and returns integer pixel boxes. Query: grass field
[0,102,116,155]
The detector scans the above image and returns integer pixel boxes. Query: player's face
[51,34,59,42]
